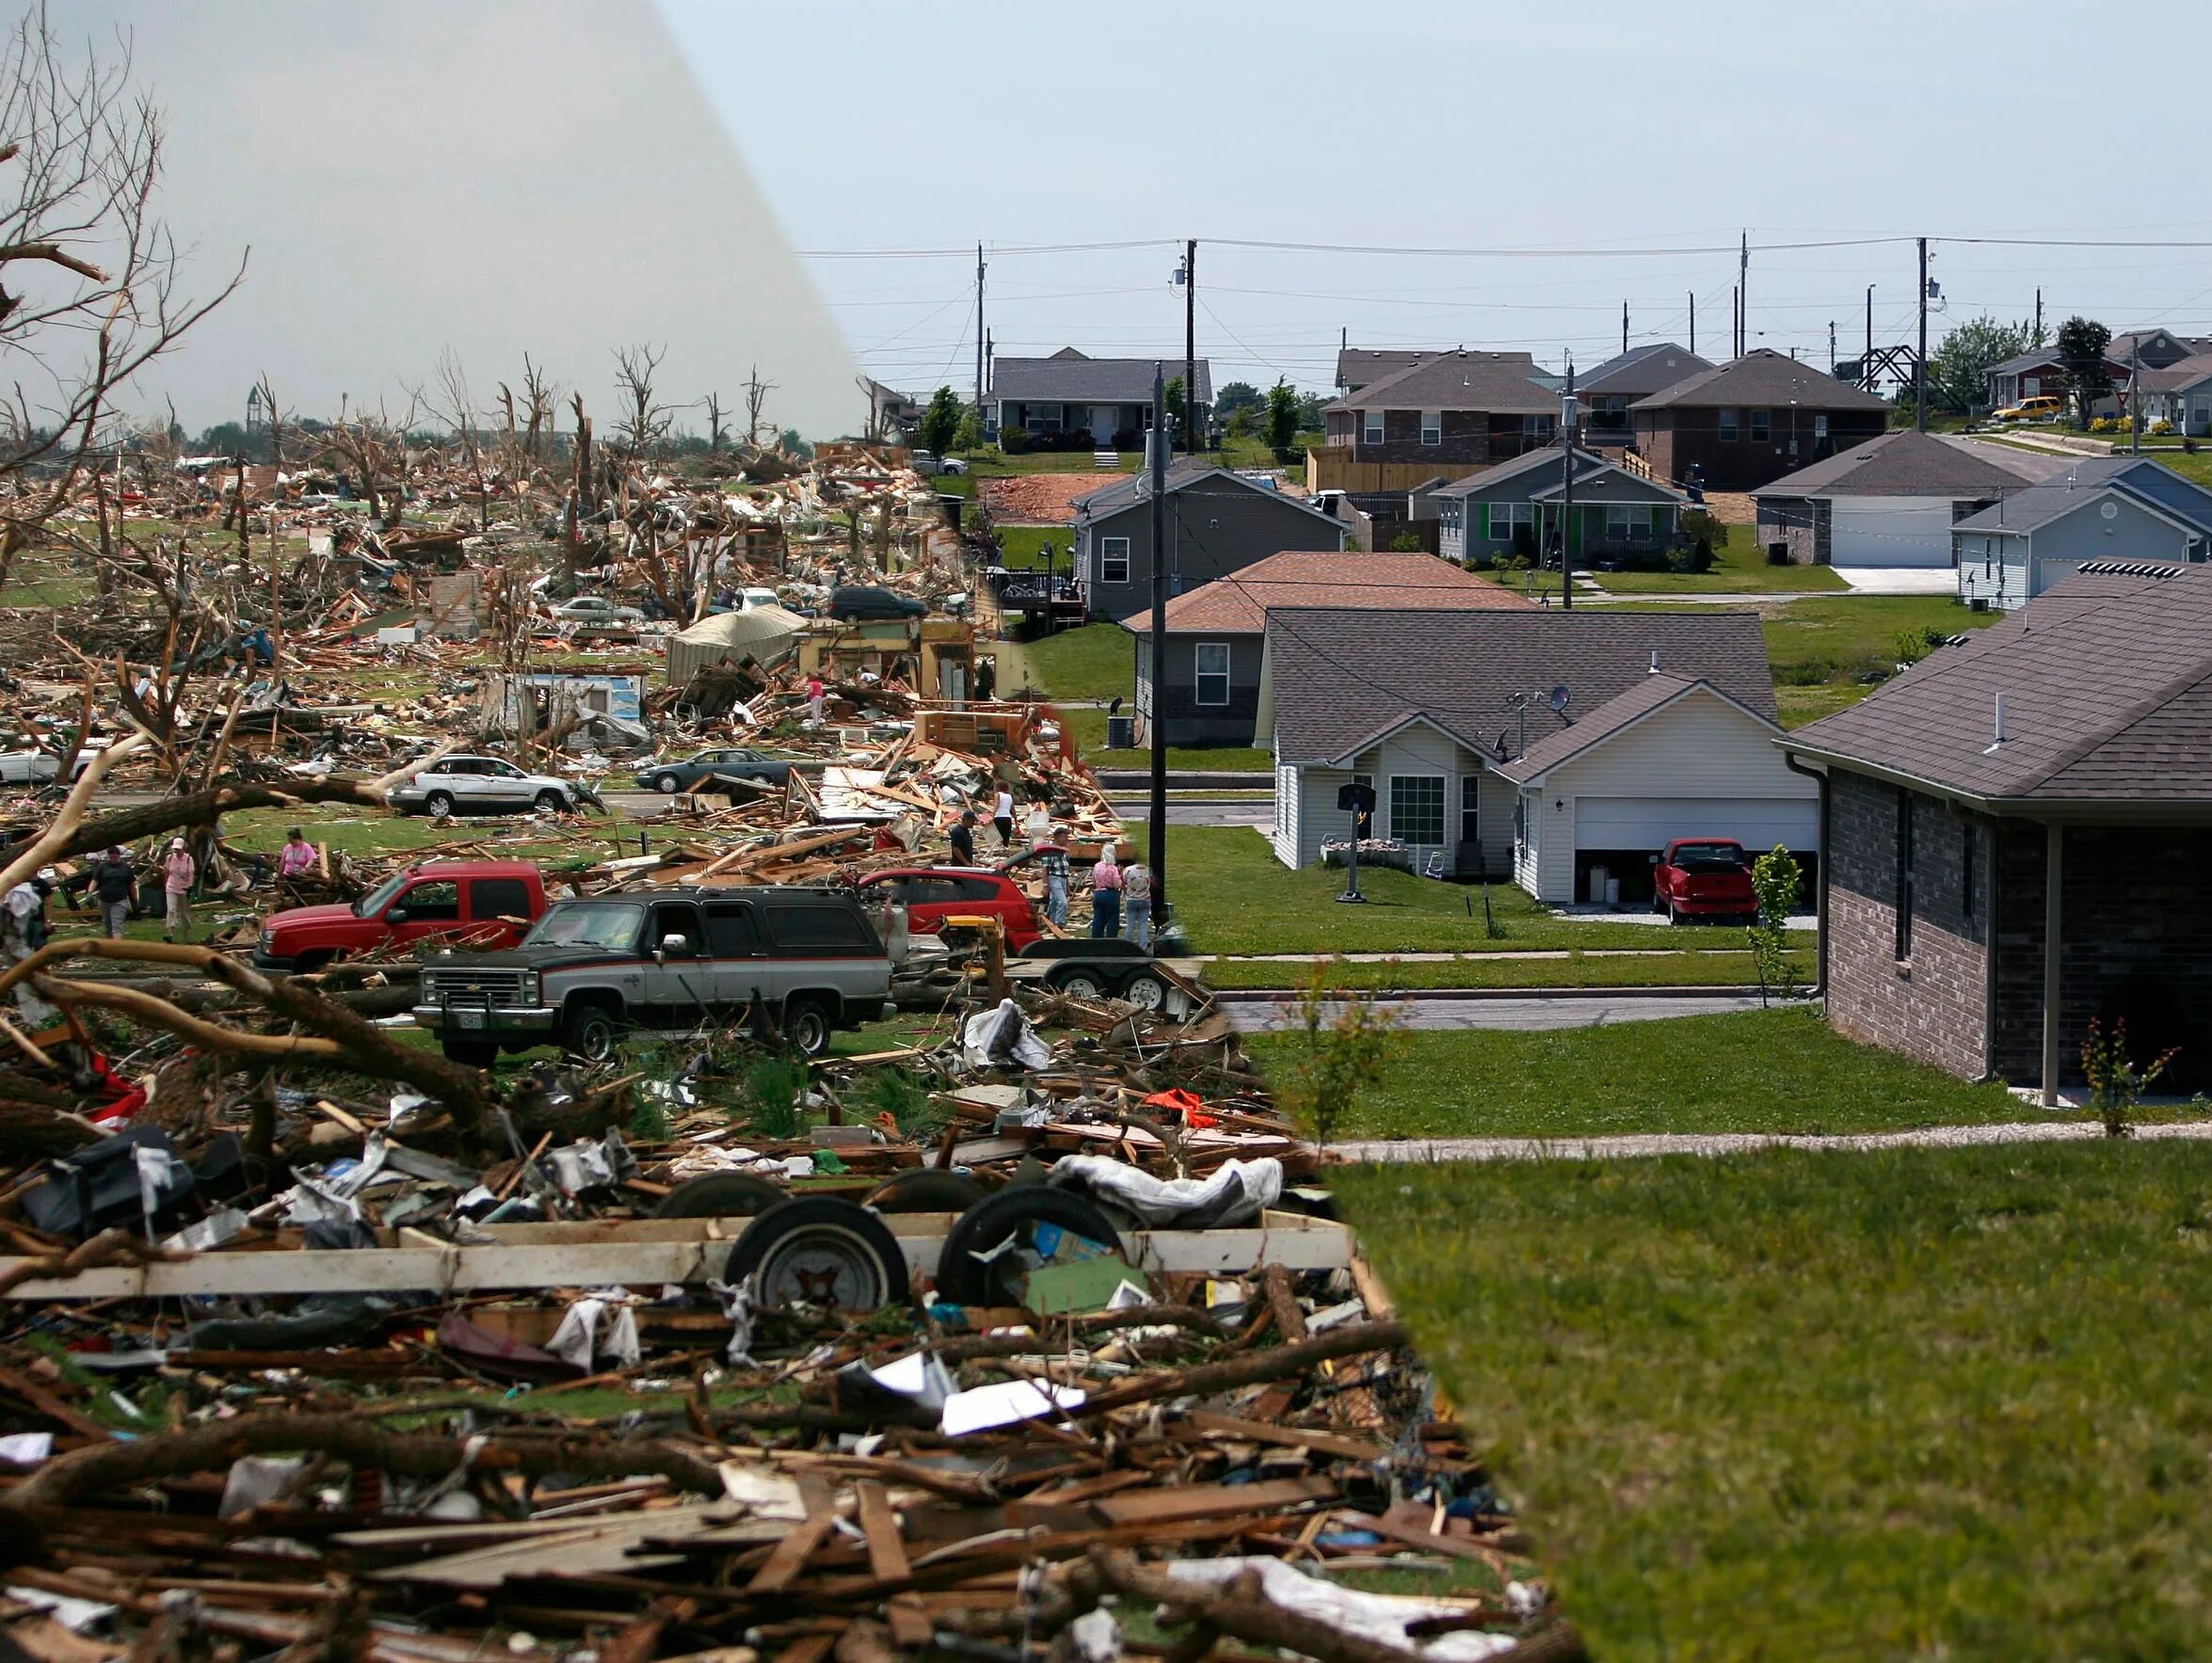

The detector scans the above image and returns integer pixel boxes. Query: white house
[1751,431,2049,569]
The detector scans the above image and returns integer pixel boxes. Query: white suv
[387,756,600,817]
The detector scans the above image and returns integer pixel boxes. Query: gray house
[1576,343,1712,440]
[1954,456,2212,610]
[2135,354,2212,437]
[1434,446,1686,567]
[1752,431,2051,568]
[988,348,1211,449]
[1071,462,1346,624]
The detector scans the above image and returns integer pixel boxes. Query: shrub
[2186,436,2201,455]
[740,1056,810,1141]
[2153,419,2175,436]
[1387,530,1425,552]
[2089,416,2116,434]
[1747,843,1804,1006]
[1000,425,1033,454]
[1668,539,1715,574]
[1462,552,1494,572]
[860,1067,938,1138]
[2081,1015,2178,1139]
[1273,960,1406,1146]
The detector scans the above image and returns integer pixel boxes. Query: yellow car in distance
[1995,394,2064,423]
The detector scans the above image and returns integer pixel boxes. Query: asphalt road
[1223,992,1772,1032]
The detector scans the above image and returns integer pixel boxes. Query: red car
[1650,839,1756,924]
[253,860,550,972]
[857,866,1042,951]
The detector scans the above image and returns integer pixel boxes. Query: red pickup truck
[1651,839,1757,925]
[253,860,550,972]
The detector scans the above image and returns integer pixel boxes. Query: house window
[1099,536,1130,584]
[1460,776,1480,844]
[1750,409,1772,442]
[1605,504,1638,540]
[1363,410,1386,445]
[1419,411,1442,446]
[1389,776,1446,848]
[1030,403,1063,434]
[1490,502,1532,541]
[1521,414,1555,442]
[1894,788,1915,961]
[1719,408,1740,442]
[1814,413,1829,442]
[1194,642,1229,707]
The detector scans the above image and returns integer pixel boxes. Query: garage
[1829,493,1956,568]
[1573,795,1819,904]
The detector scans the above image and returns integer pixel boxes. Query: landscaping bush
[2090,416,2117,434]
[2154,419,2175,436]
[1462,552,1494,572]
[2186,436,2201,455]
[1668,539,1715,574]
[1000,426,1033,454]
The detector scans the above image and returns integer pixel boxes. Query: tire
[782,995,834,1059]
[1049,966,1108,999]
[425,790,456,817]
[441,1038,498,1068]
[1118,969,1169,1011]
[935,1187,1124,1307]
[655,1172,786,1220]
[536,790,566,813]
[655,773,681,793]
[864,1168,987,1214]
[727,1197,909,1311]
[562,1000,625,1063]
[292,951,334,976]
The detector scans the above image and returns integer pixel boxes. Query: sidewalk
[1327,1115,2212,1164]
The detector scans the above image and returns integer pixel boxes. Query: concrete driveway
[1834,568,1957,595]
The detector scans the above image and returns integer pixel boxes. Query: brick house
[1576,343,1711,441]
[1781,562,2212,1099]
[1320,351,1562,473]
[1630,349,1891,491]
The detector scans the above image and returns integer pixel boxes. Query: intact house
[1752,431,2054,568]
[1070,461,1347,625]
[1435,445,1687,568]
[1954,456,2212,610]
[1576,343,1713,442]
[1781,560,2212,1099]
[1336,347,1428,395]
[987,348,1211,450]
[1121,550,1530,748]
[1320,351,1562,472]
[1982,329,2208,417]
[2134,354,2212,437]
[1629,349,1891,491]
[1257,607,1815,902]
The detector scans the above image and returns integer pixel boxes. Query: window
[767,903,875,951]
[1194,642,1230,706]
[1419,411,1442,446]
[650,903,705,951]
[1813,413,1829,442]
[1490,502,1532,542]
[1521,414,1555,442]
[705,902,761,956]
[1363,410,1385,445]
[1894,788,1915,961]
[1099,536,1131,584]
[527,903,643,951]
[1389,776,1446,847]
[1460,776,1480,844]
[398,880,459,921]
[1750,409,1772,442]
[1605,504,1639,540]
[470,877,531,920]
[1030,403,1063,433]
[1718,408,1740,442]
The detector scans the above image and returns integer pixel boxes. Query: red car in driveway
[856,866,1043,951]
[1651,838,1757,924]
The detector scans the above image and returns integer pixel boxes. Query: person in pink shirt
[162,837,197,943]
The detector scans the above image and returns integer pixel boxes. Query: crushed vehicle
[387,754,601,817]
[253,859,548,971]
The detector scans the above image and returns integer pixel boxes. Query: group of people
[1083,844,1154,949]
[940,781,1159,950]
[4,826,316,955]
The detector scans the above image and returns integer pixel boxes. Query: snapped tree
[2057,316,2113,428]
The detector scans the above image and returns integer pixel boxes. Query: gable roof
[1948,456,2212,536]
[990,352,1212,407]
[1432,444,1687,503]
[1578,343,1715,400]
[2135,352,2212,394]
[1628,348,1892,412]
[1495,673,1778,783]
[1071,463,1344,532]
[1336,347,1430,391]
[1784,562,2212,808]
[1324,350,1556,417]
[1751,430,2044,500]
[1121,550,1531,634]
[1262,607,1777,765]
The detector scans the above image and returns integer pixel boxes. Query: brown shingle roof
[1324,351,1556,417]
[1751,430,2044,500]
[1122,550,1529,634]
[1784,563,2212,805]
[1629,348,1892,412]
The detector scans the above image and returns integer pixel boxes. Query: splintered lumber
[1092,1475,1336,1527]
[746,1475,839,1592]
[1076,1319,1409,1419]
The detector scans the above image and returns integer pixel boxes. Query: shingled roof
[990,351,1212,407]
[1949,456,2212,536]
[1629,348,1891,412]
[1751,430,2045,500]
[1262,608,1776,765]
[1324,351,1556,417]
[1783,562,2212,807]
[1121,550,1529,634]
[1578,343,1713,400]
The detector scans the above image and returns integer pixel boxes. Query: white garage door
[1831,495,1954,568]
[1575,796,1818,855]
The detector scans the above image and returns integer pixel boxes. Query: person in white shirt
[992,787,1015,848]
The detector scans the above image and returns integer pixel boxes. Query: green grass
[991,526,1077,570]
[962,448,1136,475]
[1199,949,1803,992]
[1066,706,1272,772]
[1335,1142,2212,1657]
[1588,523,1851,595]
[1152,825,1803,955]
[994,621,1130,704]
[219,805,622,868]
[1269,1007,2024,1139]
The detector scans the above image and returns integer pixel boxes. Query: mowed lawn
[1587,521,1850,595]
[1335,1143,2212,1658]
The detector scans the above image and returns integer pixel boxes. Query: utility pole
[1184,238,1198,456]
[1738,230,1749,354]
[973,244,986,417]
[1688,291,1695,355]
[1829,320,1836,373]
[1915,236,1929,433]
[1146,363,1170,916]
[1866,286,1874,387]
[2035,287,2044,341]
[1732,287,1740,358]
[1621,300,1628,358]
[1558,363,1577,611]
[2131,335,2142,455]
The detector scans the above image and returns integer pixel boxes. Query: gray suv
[414,886,891,1064]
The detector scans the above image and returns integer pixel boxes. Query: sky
[57,1,2212,434]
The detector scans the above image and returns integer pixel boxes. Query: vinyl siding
[1277,725,1507,871]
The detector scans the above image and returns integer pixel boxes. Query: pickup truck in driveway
[255,861,548,972]
[1651,838,1757,924]
[413,885,892,1064]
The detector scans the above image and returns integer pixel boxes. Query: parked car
[856,866,1042,951]
[1651,838,1756,924]
[634,747,794,794]
[550,596,646,624]
[0,746,95,785]
[828,584,927,621]
[939,456,969,475]
[1994,395,2064,424]
[387,755,601,817]
[253,861,549,973]
[413,885,891,1063]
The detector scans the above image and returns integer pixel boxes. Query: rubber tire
[425,790,455,817]
[783,996,834,1059]
[292,951,334,976]
[726,1197,910,1310]
[441,1037,498,1068]
[935,1187,1124,1307]
[864,1167,987,1214]
[654,1172,786,1220]
[656,773,681,793]
[1049,966,1108,999]
[536,790,565,813]
[563,1001,625,1063]
[1118,969,1169,1011]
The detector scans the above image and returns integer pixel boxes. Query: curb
[1205,983,1781,1004]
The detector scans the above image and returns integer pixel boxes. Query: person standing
[1088,845,1123,939]
[91,845,136,939]
[1,869,56,1027]
[1041,841,1070,928]
[948,809,976,866]
[1121,859,1153,950]
[279,827,316,884]
[162,837,197,944]
[992,785,1015,848]
[806,674,826,725]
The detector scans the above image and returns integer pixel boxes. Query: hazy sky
[65,2,2212,433]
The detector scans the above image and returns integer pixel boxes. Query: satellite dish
[1549,685,1571,713]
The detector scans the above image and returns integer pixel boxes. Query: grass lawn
[1148,825,1803,954]
[1271,1006,2024,1139]
[1334,1141,2212,1656]
[1199,949,1805,992]
[1060,706,1273,772]
[1588,523,1850,596]
[216,804,627,870]
[994,621,1130,703]
[990,525,1078,570]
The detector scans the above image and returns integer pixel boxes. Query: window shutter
[1653,504,1667,534]
[1475,503,1489,539]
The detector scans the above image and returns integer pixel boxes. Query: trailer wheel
[1048,966,1107,999]
[934,1188,1123,1307]
[728,1197,909,1311]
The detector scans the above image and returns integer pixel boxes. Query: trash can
[1106,715,1134,749]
